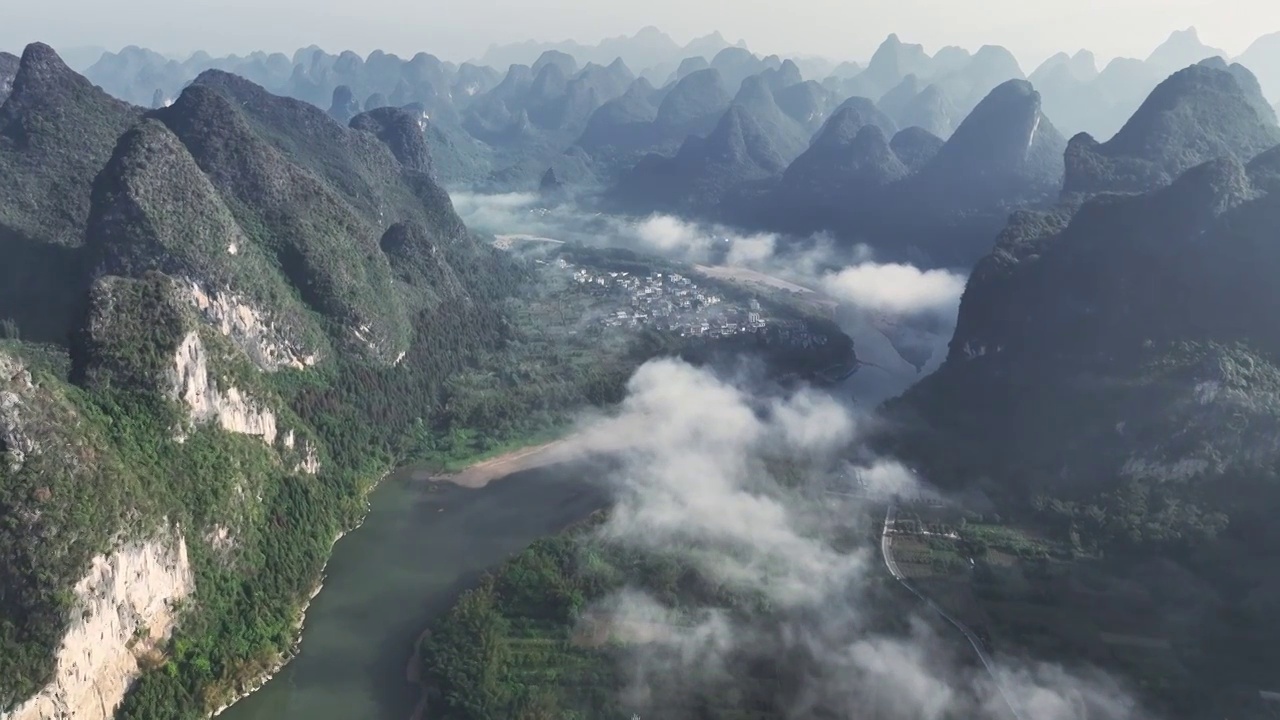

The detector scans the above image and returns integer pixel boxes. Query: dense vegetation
[0,44,856,719]
[420,513,832,720]
[881,131,1280,713]
[1062,60,1280,198]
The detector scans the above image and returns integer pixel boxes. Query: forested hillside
[0,44,852,720]
[880,132,1280,715]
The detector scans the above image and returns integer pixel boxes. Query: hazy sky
[5,0,1279,69]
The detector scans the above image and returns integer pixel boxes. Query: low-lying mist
[450,190,970,405]
[561,358,1150,720]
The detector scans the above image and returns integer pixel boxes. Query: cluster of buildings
[555,258,830,349]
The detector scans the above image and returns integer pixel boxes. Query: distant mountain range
[476,26,745,85]
[8,22,1280,719]
[14,25,1280,269]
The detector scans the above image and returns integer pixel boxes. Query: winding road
[881,506,1026,720]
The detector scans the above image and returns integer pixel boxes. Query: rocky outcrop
[3,536,194,720]
[297,445,321,475]
[0,354,38,472]
[0,51,18,105]
[167,331,278,445]
[184,281,318,372]
[281,429,321,475]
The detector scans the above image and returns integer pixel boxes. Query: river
[219,460,607,720]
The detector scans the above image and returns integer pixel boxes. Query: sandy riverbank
[426,438,581,488]
[694,264,836,304]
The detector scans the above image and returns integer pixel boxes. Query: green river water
[218,462,605,720]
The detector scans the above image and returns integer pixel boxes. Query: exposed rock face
[184,281,318,371]
[297,445,321,475]
[3,536,194,720]
[281,429,321,475]
[0,353,38,472]
[0,51,18,105]
[167,331,277,445]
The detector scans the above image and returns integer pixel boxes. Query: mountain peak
[350,106,433,175]
[1069,49,1099,80]
[1065,62,1280,197]
[811,99,897,148]
[773,80,837,130]
[968,45,1025,80]
[329,85,361,124]
[889,126,944,171]
[1147,25,1225,73]
[19,42,67,72]
[811,105,870,148]
[773,105,907,210]
[530,61,569,99]
[0,38,138,265]
[8,42,85,105]
[896,83,959,139]
[676,56,711,80]
[921,78,1064,198]
[653,68,731,133]
[732,73,780,111]
[862,33,930,96]
[532,49,577,77]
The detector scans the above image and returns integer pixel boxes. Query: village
[554,257,831,349]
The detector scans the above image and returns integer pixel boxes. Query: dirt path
[429,439,579,488]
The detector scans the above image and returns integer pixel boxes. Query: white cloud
[819,262,967,316]
[567,358,1150,720]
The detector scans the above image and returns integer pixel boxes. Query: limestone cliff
[2,538,194,720]
[281,430,321,475]
[0,354,40,472]
[167,331,278,445]
[183,281,320,372]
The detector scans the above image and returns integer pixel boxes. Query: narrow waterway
[219,460,607,720]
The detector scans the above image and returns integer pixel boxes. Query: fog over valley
[451,191,967,403]
[4,6,1280,720]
